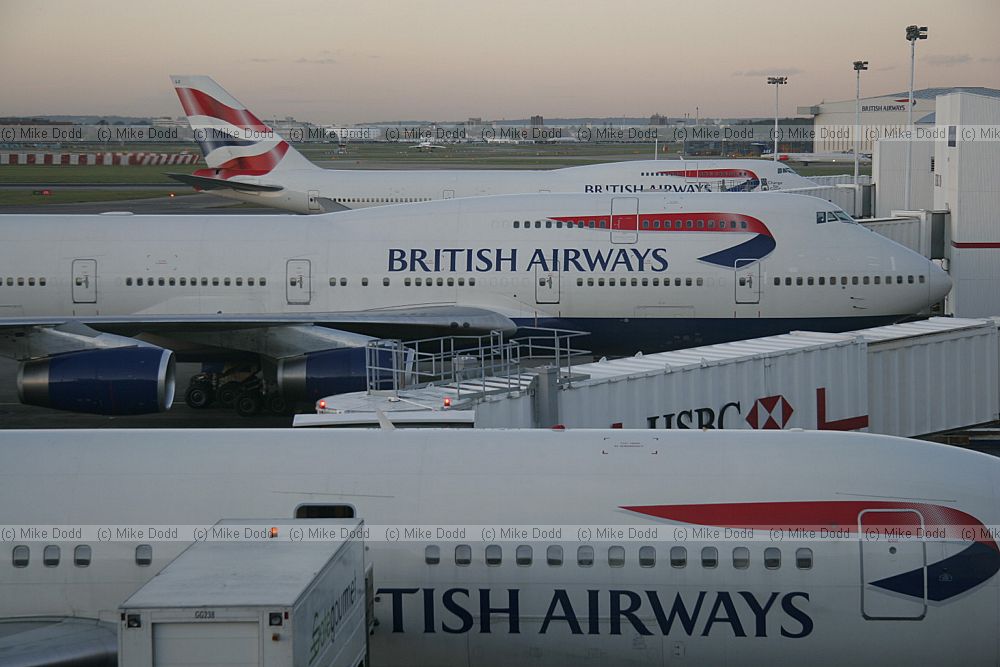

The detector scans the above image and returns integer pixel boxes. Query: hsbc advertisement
[477,335,871,431]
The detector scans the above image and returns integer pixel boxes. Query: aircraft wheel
[235,390,263,417]
[217,381,240,408]
[265,393,289,415]
[184,385,214,409]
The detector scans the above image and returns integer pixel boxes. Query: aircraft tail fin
[169,75,317,176]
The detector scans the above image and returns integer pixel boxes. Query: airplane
[168,76,823,214]
[409,140,446,150]
[0,192,950,416]
[764,151,873,166]
[0,427,998,666]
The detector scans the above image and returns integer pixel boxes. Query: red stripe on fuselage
[548,213,771,236]
[622,501,998,550]
[656,169,759,180]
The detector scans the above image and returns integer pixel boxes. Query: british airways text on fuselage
[388,247,671,273]
[584,184,714,193]
[378,587,813,638]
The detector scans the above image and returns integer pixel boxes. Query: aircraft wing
[0,618,116,667]
[0,306,515,341]
[0,306,516,415]
[165,172,285,192]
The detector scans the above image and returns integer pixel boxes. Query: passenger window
[425,545,440,565]
[126,277,133,286]
[819,277,826,285]
[896,275,903,284]
[733,547,750,569]
[807,277,814,285]
[43,545,60,567]
[863,276,870,285]
[774,277,781,286]
[516,545,533,566]
[12,545,29,567]
[340,278,347,286]
[363,277,370,287]
[796,277,803,286]
[383,278,390,286]
[74,545,92,567]
[670,546,687,568]
[764,547,781,570]
[547,545,563,566]
[796,548,813,570]
[608,546,625,568]
[329,278,337,286]
[852,276,859,285]
[874,276,881,284]
[135,544,152,567]
[260,278,267,286]
[513,221,520,228]
[701,546,718,569]
[638,546,656,568]
[785,277,792,286]
[485,544,502,566]
[455,545,472,566]
[907,275,914,284]
[577,545,594,567]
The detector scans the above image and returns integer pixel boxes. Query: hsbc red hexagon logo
[745,395,794,429]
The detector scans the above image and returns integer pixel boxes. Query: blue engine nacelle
[278,345,402,403]
[17,347,175,415]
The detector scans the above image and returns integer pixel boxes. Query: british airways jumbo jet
[168,75,819,214]
[0,191,948,415]
[0,428,998,665]
[0,192,948,415]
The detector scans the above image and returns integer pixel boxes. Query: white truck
[119,519,368,667]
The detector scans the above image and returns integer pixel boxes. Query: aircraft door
[684,161,700,183]
[286,259,312,305]
[610,196,638,244]
[534,263,560,304]
[307,190,321,212]
[443,189,455,199]
[71,259,97,303]
[734,261,761,304]
[859,509,927,620]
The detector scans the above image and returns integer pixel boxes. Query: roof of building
[883,87,1000,100]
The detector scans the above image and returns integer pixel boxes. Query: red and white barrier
[0,152,201,166]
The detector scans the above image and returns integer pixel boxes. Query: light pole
[853,60,868,213]
[904,25,927,209]
[767,76,788,161]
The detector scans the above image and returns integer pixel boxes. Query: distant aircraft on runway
[409,140,446,150]
[168,76,823,213]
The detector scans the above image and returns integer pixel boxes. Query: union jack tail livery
[170,75,317,180]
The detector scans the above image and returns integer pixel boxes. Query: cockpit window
[777,167,798,175]
[833,210,853,223]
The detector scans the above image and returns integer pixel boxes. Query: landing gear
[184,374,215,409]
[216,381,240,409]
[181,365,290,418]
[234,390,263,417]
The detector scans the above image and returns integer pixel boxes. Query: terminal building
[797,87,1000,154]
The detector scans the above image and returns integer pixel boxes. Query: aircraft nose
[927,261,952,304]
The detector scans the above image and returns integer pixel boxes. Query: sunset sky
[2,0,998,124]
